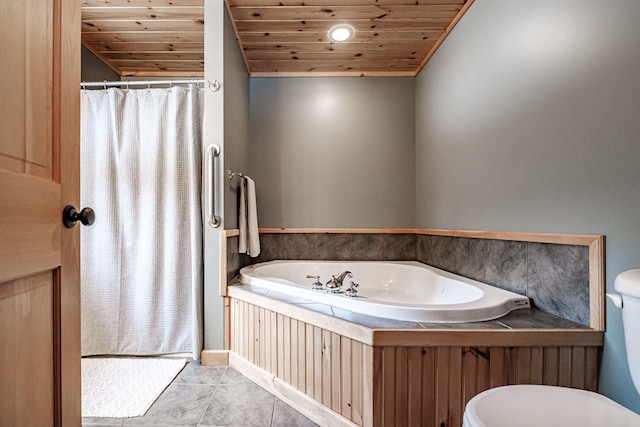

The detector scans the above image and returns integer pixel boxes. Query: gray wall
[223,8,250,230]
[249,77,416,228]
[415,0,640,413]
[81,46,120,82]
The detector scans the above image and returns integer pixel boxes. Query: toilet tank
[614,269,640,394]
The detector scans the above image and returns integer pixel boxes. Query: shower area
[80,82,205,358]
[76,0,249,417]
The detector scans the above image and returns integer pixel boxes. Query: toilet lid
[463,385,640,427]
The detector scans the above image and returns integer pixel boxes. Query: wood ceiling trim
[248,68,419,76]
[226,0,465,6]
[250,70,416,78]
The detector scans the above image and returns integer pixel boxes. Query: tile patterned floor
[83,362,317,427]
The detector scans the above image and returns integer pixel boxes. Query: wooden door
[0,0,81,425]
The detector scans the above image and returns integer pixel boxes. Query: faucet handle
[345,281,359,297]
[326,275,340,292]
[307,274,323,290]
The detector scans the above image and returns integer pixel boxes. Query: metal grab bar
[207,144,221,228]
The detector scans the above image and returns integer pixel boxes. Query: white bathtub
[239,260,530,323]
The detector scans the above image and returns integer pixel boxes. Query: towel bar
[228,169,245,180]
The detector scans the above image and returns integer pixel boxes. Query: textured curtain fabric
[80,86,203,358]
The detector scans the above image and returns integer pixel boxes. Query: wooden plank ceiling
[81,0,205,77]
[81,0,473,77]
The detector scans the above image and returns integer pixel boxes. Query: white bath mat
[82,357,186,418]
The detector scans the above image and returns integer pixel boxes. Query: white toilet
[463,269,640,427]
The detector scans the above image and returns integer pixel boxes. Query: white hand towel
[239,176,260,257]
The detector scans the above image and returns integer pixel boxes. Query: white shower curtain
[80,86,203,358]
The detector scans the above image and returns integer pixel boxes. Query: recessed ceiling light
[328,24,355,42]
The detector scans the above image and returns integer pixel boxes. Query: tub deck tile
[331,307,424,329]
[295,302,335,317]
[497,307,588,329]
[418,320,505,330]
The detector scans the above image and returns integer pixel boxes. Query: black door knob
[62,205,95,228]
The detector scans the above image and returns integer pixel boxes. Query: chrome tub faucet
[326,270,353,293]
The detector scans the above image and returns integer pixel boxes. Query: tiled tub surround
[225,229,603,328]
[223,229,603,427]
[419,236,591,326]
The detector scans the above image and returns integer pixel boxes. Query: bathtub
[239,260,530,323]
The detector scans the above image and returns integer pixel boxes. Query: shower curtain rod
[81,79,205,88]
